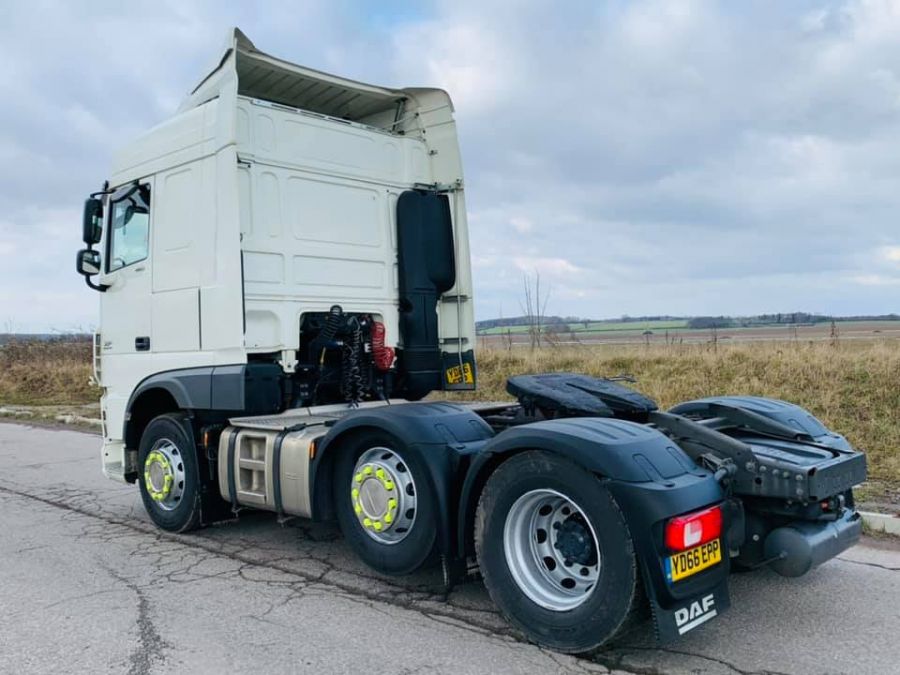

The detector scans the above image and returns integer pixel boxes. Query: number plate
[445,362,474,385]
[666,539,722,583]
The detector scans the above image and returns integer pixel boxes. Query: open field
[1,337,898,507]
[478,319,690,335]
[479,319,900,346]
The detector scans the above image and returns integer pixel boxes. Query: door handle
[135,336,150,351]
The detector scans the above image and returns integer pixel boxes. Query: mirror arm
[90,180,112,199]
[84,276,110,292]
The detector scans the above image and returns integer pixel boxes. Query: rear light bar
[665,504,723,552]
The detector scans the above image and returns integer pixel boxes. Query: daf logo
[674,594,717,635]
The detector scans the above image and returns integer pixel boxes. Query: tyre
[475,451,641,654]
[137,413,202,533]
[333,432,437,575]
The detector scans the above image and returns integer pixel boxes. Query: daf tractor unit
[75,29,866,654]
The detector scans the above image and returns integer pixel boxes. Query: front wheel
[475,451,641,654]
[137,413,202,533]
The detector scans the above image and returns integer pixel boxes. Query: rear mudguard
[457,417,733,642]
[668,395,867,502]
[669,395,853,449]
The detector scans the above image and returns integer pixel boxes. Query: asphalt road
[1,422,897,675]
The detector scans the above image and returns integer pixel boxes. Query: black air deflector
[396,190,456,399]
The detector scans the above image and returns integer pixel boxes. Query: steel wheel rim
[143,438,186,511]
[503,488,601,611]
[350,447,417,545]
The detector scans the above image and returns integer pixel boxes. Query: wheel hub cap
[350,447,416,544]
[503,489,601,611]
[353,466,398,531]
[145,450,173,500]
[143,439,186,512]
[556,518,597,566]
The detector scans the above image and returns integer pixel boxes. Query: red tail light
[665,505,722,552]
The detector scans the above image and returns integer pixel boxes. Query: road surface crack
[101,564,169,675]
[837,556,900,572]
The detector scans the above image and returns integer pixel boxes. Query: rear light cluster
[665,505,723,552]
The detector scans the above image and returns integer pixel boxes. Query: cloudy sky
[2,0,899,331]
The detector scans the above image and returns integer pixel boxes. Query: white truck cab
[77,28,476,483]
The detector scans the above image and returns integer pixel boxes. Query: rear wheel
[475,451,641,654]
[138,413,202,533]
[333,432,437,575]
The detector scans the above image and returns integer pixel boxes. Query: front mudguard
[609,473,732,643]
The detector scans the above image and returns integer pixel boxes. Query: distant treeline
[477,315,683,330]
[477,313,900,332]
[685,313,900,329]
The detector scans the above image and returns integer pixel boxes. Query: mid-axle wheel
[334,433,437,575]
[349,446,418,544]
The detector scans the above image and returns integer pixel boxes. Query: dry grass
[2,337,897,494]
[0,339,96,406]
[445,340,900,490]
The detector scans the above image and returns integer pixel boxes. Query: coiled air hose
[319,305,344,366]
[341,316,364,404]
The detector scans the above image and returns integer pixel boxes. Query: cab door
[97,179,153,357]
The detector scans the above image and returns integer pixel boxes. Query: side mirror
[76,248,101,276]
[82,198,103,244]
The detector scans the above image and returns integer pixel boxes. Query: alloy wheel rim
[503,488,601,611]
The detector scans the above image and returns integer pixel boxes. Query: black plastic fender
[457,417,706,556]
[309,402,494,555]
[124,363,283,445]
[669,395,852,449]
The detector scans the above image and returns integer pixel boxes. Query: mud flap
[643,564,731,643]
[178,418,233,527]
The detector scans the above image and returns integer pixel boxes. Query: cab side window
[108,184,151,272]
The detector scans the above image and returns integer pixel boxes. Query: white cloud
[509,217,533,234]
[512,256,581,278]
[882,246,900,263]
[851,274,900,286]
